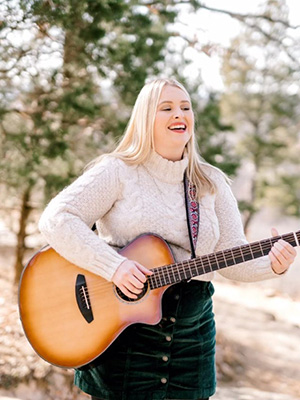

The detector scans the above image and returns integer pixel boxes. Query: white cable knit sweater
[39,151,276,282]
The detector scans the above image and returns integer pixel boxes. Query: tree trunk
[243,209,255,237]
[243,174,258,237]
[14,186,32,284]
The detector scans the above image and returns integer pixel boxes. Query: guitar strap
[184,172,200,260]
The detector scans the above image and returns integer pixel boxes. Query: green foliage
[0,0,247,272]
[276,176,300,216]
[194,94,239,176]
[237,200,258,215]
[1,0,179,203]
[221,0,300,223]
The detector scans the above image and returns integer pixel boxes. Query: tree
[192,92,239,176]
[220,0,300,232]
[0,0,178,281]
[4,0,297,279]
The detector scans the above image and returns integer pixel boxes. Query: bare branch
[143,1,299,29]
[240,19,300,67]
[198,4,300,30]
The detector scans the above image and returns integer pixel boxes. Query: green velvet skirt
[75,280,216,400]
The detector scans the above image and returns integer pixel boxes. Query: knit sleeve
[212,170,277,282]
[38,157,127,281]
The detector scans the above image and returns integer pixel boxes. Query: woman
[39,78,296,400]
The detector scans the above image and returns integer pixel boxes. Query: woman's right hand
[112,259,153,299]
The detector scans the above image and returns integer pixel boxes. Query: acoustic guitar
[19,231,300,369]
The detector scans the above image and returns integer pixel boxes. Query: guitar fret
[263,239,273,255]
[194,257,205,275]
[181,261,190,280]
[240,245,252,262]
[171,267,177,283]
[296,231,300,245]
[172,265,181,283]
[187,260,193,279]
[222,251,229,267]
[192,258,198,277]
[223,249,235,266]
[149,274,155,289]
[160,269,168,286]
[181,262,188,280]
[239,247,245,262]
[201,255,211,273]
[216,252,227,269]
[241,248,246,262]
[231,247,244,264]
[283,233,297,247]
[209,253,218,270]
[154,271,160,289]
[207,255,213,272]
[175,263,182,281]
[244,246,253,260]
[248,243,255,259]
[158,267,166,286]
[258,240,264,256]
[250,242,264,258]
[199,257,207,275]
[164,265,172,285]
[180,263,187,280]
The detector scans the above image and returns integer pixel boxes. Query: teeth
[170,125,185,130]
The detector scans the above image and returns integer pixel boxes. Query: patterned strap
[184,172,200,259]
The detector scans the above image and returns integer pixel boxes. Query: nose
[173,107,184,119]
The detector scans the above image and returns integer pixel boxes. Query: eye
[162,107,171,111]
[182,107,190,111]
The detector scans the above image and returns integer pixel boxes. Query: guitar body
[19,234,174,368]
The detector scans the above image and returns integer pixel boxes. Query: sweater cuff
[89,251,128,282]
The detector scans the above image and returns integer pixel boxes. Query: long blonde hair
[90,78,219,198]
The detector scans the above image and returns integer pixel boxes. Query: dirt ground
[213,280,300,399]
[0,245,300,400]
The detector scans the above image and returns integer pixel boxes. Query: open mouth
[168,123,187,133]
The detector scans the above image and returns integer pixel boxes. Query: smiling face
[153,84,194,161]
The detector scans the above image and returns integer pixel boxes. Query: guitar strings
[149,233,297,288]
[77,233,298,295]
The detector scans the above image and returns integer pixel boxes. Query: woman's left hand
[269,228,297,275]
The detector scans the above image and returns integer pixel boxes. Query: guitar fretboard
[149,231,300,290]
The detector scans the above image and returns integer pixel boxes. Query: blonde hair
[90,78,219,198]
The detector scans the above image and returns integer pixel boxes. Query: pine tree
[0,0,177,281]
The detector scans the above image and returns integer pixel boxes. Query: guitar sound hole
[115,281,149,303]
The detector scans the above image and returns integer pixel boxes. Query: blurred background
[0,0,299,399]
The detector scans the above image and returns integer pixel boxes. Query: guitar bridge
[75,274,94,323]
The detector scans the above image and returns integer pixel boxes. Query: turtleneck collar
[143,150,188,184]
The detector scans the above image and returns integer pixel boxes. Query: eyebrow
[158,100,190,105]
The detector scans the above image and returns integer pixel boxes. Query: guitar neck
[149,231,300,290]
